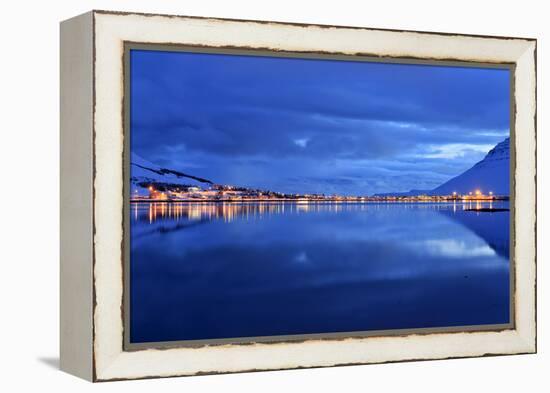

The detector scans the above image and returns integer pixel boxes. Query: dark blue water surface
[130,201,510,343]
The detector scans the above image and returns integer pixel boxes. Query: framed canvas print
[60,10,537,381]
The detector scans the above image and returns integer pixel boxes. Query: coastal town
[130,136,510,204]
[131,182,508,203]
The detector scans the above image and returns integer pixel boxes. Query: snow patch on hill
[130,153,213,196]
[374,138,510,197]
[431,138,510,196]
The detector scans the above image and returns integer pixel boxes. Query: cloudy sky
[130,49,510,195]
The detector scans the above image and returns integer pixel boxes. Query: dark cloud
[130,49,510,195]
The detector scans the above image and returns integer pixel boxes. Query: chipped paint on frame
[88,10,536,381]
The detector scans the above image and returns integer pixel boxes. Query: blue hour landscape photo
[128,48,511,344]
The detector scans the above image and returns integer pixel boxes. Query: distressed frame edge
[91,8,537,42]
[90,11,537,382]
[59,11,95,381]
[122,42,517,352]
[512,40,537,354]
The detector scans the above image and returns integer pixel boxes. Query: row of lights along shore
[136,186,497,201]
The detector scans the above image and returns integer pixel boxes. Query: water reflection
[129,201,510,343]
[439,202,510,259]
[132,201,503,224]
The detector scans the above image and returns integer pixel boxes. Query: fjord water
[130,201,510,343]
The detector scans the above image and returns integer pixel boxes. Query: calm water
[129,201,510,343]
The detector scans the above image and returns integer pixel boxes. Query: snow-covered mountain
[374,138,510,197]
[130,153,213,196]
[132,137,510,199]
[431,138,510,196]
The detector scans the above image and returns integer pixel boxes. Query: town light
[452,191,457,196]
[489,191,493,196]
[475,189,481,196]
[148,186,154,191]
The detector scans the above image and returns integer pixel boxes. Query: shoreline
[130,197,509,204]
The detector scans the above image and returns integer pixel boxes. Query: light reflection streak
[130,201,504,224]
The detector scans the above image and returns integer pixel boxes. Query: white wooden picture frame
[60,10,536,382]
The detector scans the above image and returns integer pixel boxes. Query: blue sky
[130,49,510,195]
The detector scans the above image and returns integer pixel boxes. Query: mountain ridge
[375,137,510,197]
[131,138,510,198]
[430,137,509,196]
[130,153,214,196]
